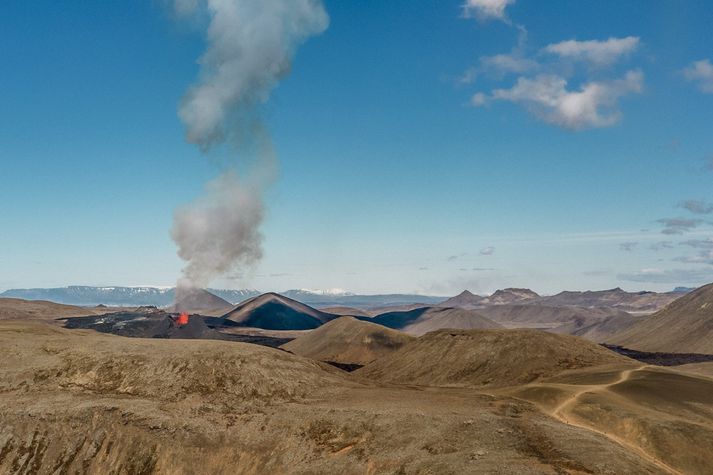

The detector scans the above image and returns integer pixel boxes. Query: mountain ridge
[0,286,445,309]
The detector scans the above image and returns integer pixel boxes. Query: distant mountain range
[0,286,445,308]
[280,290,445,308]
[0,286,258,307]
[440,286,688,314]
[0,285,691,312]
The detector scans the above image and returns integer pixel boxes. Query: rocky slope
[608,283,713,353]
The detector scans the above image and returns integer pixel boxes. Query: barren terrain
[2,297,713,474]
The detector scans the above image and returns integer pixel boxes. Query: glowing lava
[176,313,189,326]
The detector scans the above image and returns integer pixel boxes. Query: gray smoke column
[170,0,328,295]
[178,0,329,148]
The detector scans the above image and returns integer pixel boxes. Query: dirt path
[543,365,682,475]
[551,366,640,421]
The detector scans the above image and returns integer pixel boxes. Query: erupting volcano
[176,313,189,326]
[169,0,329,295]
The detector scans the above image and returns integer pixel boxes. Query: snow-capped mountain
[0,286,446,309]
[283,288,355,298]
[208,289,261,304]
[0,286,259,307]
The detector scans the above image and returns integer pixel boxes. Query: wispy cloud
[475,70,643,129]
[679,200,713,215]
[447,252,468,261]
[674,251,713,265]
[482,53,538,75]
[462,0,515,22]
[479,246,495,255]
[480,53,539,76]
[650,241,674,251]
[705,155,713,171]
[676,239,713,265]
[680,239,713,249]
[657,217,704,235]
[618,268,713,284]
[543,37,640,67]
[458,67,479,85]
[683,59,713,93]
[619,241,638,252]
[460,54,538,85]
[458,26,535,85]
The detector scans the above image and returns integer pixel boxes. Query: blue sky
[1,0,713,295]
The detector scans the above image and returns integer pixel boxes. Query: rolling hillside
[281,317,414,365]
[608,283,713,353]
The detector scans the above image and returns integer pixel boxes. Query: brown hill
[558,313,645,342]
[368,306,502,336]
[538,287,684,313]
[478,304,628,329]
[608,282,713,353]
[477,304,637,340]
[0,297,109,321]
[281,317,414,365]
[172,287,232,313]
[438,290,484,308]
[356,328,629,388]
[506,364,713,474]
[677,361,713,379]
[222,292,336,330]
[1,320,682,474]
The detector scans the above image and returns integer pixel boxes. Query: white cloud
[479,246,495,255]
[462,0,515,21]
[481,53,538,74]
[458,67,479,85]
[470,92,488,106]
[544,37,640,67]
[459,54,538,85]
[683,59,713,93]
[474,70,643,129]
[458,26,535,85]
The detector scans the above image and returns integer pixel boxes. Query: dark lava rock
[602,344,713,366]
[61,311,293,348]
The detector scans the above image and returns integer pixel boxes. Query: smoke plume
[170,0,328,295]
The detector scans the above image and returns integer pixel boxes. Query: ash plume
[170,0,328,296]
[177,0,329,148]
